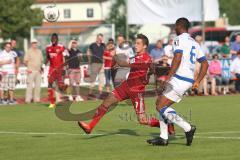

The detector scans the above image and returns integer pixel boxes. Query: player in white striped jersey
[147,17,209,146]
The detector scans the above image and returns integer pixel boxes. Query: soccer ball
[43,5,60,22]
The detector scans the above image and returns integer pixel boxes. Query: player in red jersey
[45,33,66,108]
[78,34,175,134]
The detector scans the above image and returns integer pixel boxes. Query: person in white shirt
[0,43,17,105]
[230,52,240,92]
[195,35,209,95]
[114,34,134,87]
[164,37,174,65]
[147,17,209,146]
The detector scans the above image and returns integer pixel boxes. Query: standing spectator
[230,52,240,92]
[208,54,222,95]
[24,39,43,103]
[103,41,115,93]
[221,57,231,94]
[230,34,240,60]
[195,35,209,95]
[65,39,83,102]
[87,34,105,97]
[0,43,17,104]
[150,39,165,63]
[220,36,230,57]
[0,50,13,105]
[114,34,134,87]
[164,37,174,65]
[11,39,22,74]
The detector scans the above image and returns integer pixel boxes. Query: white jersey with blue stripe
[173,33,206,83]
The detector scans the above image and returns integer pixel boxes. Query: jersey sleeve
[196,46,207,63]
[173,37,184,54]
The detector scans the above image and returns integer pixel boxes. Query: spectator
[11,39,22,74]
[230,34,240,60]
[150,39,165,63]
[0,50,13,105]
[220,36,230,57]
[164,37,174,65]
[0,43,17,104]
[114,34,134,87]
[195,35,210,58]
[230,52,240,92]
[158,55,169,67]
[103,41,115,93]
[24,39,43,103]
[65,39,83,102]
[87,33,105,97]
[195,35,209,95]
[209,54,222,95]
[221,57,231,94]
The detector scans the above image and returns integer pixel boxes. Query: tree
[219,0,240,25]
[106,0,139,41]
[0,0,43,39]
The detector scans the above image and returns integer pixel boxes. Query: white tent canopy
[138,24,171,43]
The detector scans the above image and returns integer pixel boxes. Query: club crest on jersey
[129,58,135,64]
[174,38,179,46]
[49,52,57,58]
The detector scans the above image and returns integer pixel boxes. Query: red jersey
[103,50,113,69]
[127,53,152,92]
[46,44,65,68]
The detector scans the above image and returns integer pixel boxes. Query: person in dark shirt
[11,39,22,75]
[86,33,105,97]
[65,39,83,102]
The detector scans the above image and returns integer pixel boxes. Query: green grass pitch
[0,94,240,160]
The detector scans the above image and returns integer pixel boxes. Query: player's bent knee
[102,93,119,107]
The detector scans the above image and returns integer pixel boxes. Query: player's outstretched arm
[167,53,182,79]
[192,60,209,90]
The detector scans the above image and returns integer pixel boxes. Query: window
[87,8,94,18]
[64,9,71,19]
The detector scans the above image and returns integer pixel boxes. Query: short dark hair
[136,34,149,47]
[51,33,58,39]
[176,17,190,30]
[212,54,219,59]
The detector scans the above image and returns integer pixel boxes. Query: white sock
[162,107,191,132]
[159,115,168,140]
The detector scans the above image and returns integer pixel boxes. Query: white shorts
[163,77,192,103]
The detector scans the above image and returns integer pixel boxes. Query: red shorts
[48,67,64,87]
[112,81,145,114]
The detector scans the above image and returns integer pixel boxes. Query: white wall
[32,1,111,22]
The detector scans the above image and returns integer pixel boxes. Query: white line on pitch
[197,131,240,134]
[0,131,240,140]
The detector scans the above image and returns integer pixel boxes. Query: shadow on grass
[84,129,140,139]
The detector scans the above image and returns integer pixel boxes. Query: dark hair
[176,17,190,30]
[136,34,149,47]
[108,38,114,43]
[51,33,58,39]
[212,54,219,59]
